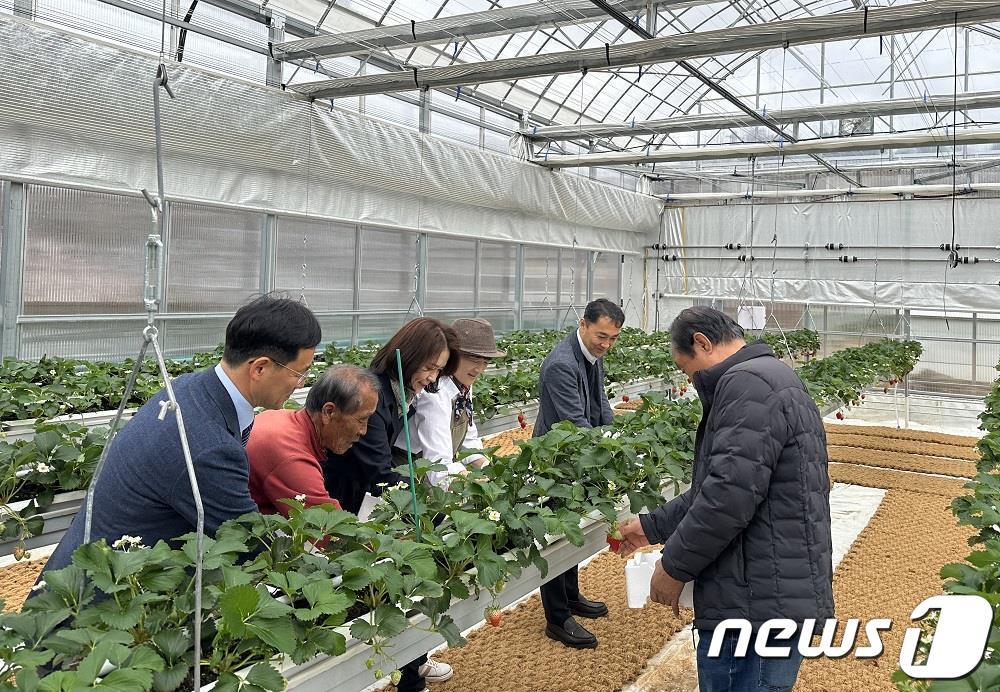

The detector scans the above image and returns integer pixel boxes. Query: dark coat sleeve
[660,372,789,582]
[599,361,614,426]
[541,360,592,429]
[639,489,692,544]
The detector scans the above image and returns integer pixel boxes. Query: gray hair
[305,364,380,414]
[669,306,745,356]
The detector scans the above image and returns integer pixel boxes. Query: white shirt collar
[576,329,598,365]
[214,364,255,433]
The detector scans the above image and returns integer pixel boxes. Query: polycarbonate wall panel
[479,310,517,335]
[18,318,149,360]
[826,305,899,336]
[168,203,263,313]
[357,314,413,344]
[592,252,621,304]
[274,218,355,311]
[22,186,148,315]
[558,249,589,308]
[977,342,1000,386]
[425,236,476,310]
[159,316,232,358]
[521,307,562,331]
[315,315,354,349]
[523,246,560,307]
[479,242,516,308]
[359,228,418,311]
[910,312,974,340]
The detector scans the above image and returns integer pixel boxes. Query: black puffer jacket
[639,342,833,629]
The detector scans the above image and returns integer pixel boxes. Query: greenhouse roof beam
[522,90,1000,141]
[642,156,1000,179]
[532,127,1000,166]
[287,0,1000,99]
[587,0,861,187]
[273,0,697,61]
[657,182,1000,203]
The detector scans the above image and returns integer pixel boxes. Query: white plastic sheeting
[659,199,1000,312]
[0,16,658,253]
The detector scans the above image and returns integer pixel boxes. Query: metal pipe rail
[289,0,1000,100]
[524,90,1000,141]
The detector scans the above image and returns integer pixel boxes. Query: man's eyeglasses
[273,359,308,384]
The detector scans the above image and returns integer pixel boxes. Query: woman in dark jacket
[323,317,459,692]
[324,317,459,512]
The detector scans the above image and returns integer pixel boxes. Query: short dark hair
[369,317,459,394]
[222,295,322,366]
[669,306,745,356]
[305,365,380,414]
[584,298,625,328]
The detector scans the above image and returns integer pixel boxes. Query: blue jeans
[697,628,803,692]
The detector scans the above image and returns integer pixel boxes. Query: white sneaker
[418,658,454,683]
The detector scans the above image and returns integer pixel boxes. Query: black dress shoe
[569,595,608,619]
[545,616,598,649]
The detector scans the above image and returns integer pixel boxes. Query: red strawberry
[861,395,866,400]
[889,379,898,386]
[836,411,845,420]
[485,606,502,627]
[680,386,688,395]
[606,535,622,552]
[621,395,630,403]
[517,413,525,424]
[883,387,889,394]
[519,420,527,430]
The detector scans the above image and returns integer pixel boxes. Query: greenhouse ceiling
[11,0,1000,186]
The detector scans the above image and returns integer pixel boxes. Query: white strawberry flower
[486,508,501,522]
[30,580,46,592]
[294,494,306,502]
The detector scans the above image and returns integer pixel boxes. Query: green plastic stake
[395,348,421,542]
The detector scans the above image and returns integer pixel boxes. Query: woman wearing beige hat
[402,317,505,488]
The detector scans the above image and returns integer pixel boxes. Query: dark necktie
[241,421,254,447]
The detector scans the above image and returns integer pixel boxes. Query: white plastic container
[625,551,693,609]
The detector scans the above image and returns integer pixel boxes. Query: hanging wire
[859,149,890,346]
[941,15,961,330]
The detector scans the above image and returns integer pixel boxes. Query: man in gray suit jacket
[535,298,624,649]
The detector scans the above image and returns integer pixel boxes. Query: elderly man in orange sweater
[247,364,379,515]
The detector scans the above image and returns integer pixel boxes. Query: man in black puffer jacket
[620,307,833,692]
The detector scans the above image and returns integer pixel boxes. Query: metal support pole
[822,305,829,356]
[414,233,427,316]
[587,251,597,301]
[903,308,911,427]
[971,311,978,384]
[419,89,432,134]
[644,0,656,34]
[0,182,25,359]
[352,226,362,345]
[261,214,277,295]
[514,244,525,330]
[618,254,625,307]
[12,0,32,18]
[267,12,286,88]
[473,239,482,316]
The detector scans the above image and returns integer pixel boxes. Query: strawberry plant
[0,422,108,556]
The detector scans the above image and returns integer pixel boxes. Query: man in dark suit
[42,295,322,573]
[534,298,624,649]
